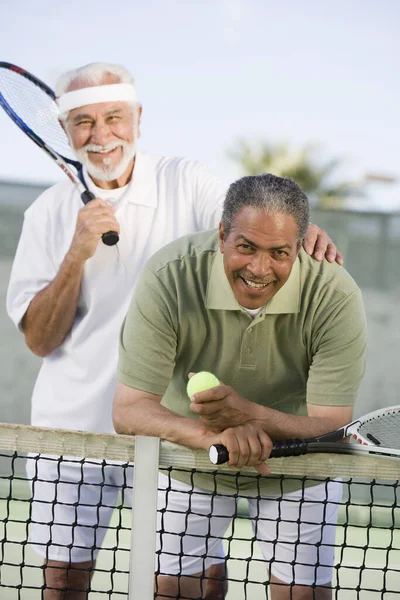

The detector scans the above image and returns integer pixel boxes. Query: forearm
[249,403,345,440]
[22,251,85,357]
[113,394,211,451]
[113,384,273,473]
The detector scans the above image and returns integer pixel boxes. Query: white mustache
[83,141,126,153]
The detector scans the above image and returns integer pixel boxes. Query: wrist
[167,418,213,451]
[248,402,268,426]
[64,247,87,270]
[190,422,219,452]
[239,396,260,423]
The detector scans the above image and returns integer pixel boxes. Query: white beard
[74,139,137,182]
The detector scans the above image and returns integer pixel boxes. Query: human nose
[248,252,271,277]
[90,121,111,146]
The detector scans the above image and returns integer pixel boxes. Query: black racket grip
[270,440,309,458]
[80,190,119,246]
[209,439,309,465]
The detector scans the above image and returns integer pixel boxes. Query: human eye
[273,249,288,259]
[75,119,92,128]
[237,244,254,254]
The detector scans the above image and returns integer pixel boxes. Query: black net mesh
[1,425,400,599]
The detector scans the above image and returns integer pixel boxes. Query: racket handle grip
[102,231,120,246]
[209,444,229,465]
[270,440,309,458]
[209,439,309,465]
[80,190,120,246]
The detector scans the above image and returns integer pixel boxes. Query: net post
[128,435,160,599]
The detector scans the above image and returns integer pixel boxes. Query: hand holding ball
[187,371,220,399]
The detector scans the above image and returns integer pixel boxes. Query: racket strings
[0,68,74,160]
[358,411,400,449]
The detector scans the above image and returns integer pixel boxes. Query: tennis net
[1,422,400,599]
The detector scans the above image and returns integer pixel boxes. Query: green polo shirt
[118,230,367,494]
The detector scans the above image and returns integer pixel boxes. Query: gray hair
[222,173,310,242]
[55,62,135,96]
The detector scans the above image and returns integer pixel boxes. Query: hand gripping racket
[209,405,400,465]
[0,62,119,246]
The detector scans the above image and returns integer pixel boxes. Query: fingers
[324,242,343,265]
[69,199,120,260]
[189,384,228,428]
[219,424,272,473]
[255,462,271,476]
[189,383,227,404]
[305,225,329,262]
[79,199,120,233]
[303,224,343,265]
[258,429,273,463]
[190,399,221,416]
[334,249,344,266]
[302,223,319,257]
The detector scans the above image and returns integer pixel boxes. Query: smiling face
[63,75,142,188]
[219,207,301,309]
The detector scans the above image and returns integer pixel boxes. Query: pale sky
[0,0,398,209]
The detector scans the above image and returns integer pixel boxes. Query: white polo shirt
[7,151,226,433]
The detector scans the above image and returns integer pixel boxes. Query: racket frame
[209,405,400,465]
[0,62,118,244]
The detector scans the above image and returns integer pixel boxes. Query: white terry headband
[57,83,137,115]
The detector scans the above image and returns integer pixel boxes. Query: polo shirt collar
[206,250,301,314]
[127,152,158,207]
[83,151,158,208]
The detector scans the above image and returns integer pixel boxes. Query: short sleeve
[192,163,228,230]
[117,266,178,396]
[307,289,367,407]
[6,206,57,330]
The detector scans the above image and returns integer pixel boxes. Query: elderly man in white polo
[7,61,343,598]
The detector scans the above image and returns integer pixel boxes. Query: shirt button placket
[240,327,257,368]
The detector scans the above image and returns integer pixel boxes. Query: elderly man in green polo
[113,173,367,600]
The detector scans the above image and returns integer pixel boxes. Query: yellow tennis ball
[187,371,220,398]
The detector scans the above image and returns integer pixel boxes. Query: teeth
[243,278,268,289]
[88,145,121,154]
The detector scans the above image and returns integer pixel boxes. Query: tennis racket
[209,405,400,465]
[0,62,119,246]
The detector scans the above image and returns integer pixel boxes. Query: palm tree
[229,140,363,208]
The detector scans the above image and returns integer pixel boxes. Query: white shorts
[26,455,133,563]
[157,474,342,586]
[26,458,226,566]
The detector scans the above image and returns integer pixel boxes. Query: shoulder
[298,249,363,308]
[141,229,219,282]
